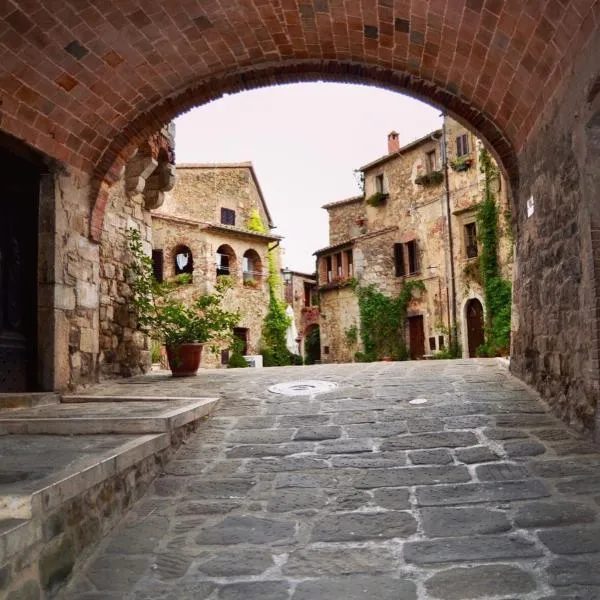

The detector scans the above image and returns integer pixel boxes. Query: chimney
[387,131,400,153]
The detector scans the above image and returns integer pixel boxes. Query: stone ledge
[0,398,218,435]
[0,434,170,522]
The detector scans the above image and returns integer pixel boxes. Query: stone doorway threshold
[0,392,218,599]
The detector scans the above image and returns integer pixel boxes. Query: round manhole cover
[268,380,338,396]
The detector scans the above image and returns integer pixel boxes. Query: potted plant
[127,229,240,376]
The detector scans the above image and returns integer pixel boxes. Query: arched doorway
[304,324,321,365]
[465,298,485,358]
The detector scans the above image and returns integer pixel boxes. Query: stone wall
[156,165,271,229]
[45,169,101,390]
[511,31,600,435]
[98,180,153,379]
[319,287,359,363]
[327,199,365,245]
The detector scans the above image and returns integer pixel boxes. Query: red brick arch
[0,1,596,239]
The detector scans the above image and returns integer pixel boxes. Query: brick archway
[0,1,595,239]
[89,61,519,240]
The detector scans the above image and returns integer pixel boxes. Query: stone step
[0,393,60,411]
[61,394,201,403]
[0,518,38,567]
[0,398,218,435]
[0,433,170,522]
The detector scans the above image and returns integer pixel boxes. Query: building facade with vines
[151,163,281,367]
[315,116,513,363]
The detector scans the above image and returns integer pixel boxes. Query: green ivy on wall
[354,280,425,361]
[247,210,293,366]
[476,148,512,356]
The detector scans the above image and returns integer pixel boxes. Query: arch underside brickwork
[0,1,596,239]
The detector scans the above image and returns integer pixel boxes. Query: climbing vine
[247,210,292,365]
[355,280,425,361]
[476,148,512,356]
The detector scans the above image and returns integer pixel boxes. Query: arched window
[243,249,262,287]
[174,245,193,276]
[216,244,236,278]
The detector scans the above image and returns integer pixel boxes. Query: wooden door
[0,150,40,391]
[408,315,425,360]
[466,298,485,357]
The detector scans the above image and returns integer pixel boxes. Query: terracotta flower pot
[166,343,203,377]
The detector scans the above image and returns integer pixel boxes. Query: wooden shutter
[394,243,405,277]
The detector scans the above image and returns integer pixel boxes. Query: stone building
[315,117,512,363]
[151,163,281,367]
[281,269,319,361]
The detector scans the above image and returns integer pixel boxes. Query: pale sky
[174,83,442,273]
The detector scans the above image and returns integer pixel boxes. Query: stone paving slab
[58,360,600,599]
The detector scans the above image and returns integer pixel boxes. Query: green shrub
[228,352,248,368]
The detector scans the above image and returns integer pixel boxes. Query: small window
[345,250,353,277]
[438,335,445,349]
[174,245,193,276]
[326,256,333,283]
[304,282,312,307]
[152,249,164,283]
[429,337,436,351]
[221,208,236,226]
[323,345,330,354]
[394,243,405,277]
[335,252,342,278]
[407,240,419,274]
[426,150,437,173]
[221,349,229,365]
[375,173,385,193]
[465,222,478,258]
[456,134,469,157]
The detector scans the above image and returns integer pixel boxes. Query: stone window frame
[464,221,478,259]
[425,149,438,173]
[394,240,420,277]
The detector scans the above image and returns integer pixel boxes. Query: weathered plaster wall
[511,32,600,435]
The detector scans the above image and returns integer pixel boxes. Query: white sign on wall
[527,195,535,218]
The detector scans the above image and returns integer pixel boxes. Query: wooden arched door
[466,299,485,358]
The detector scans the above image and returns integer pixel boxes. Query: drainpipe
[441,114,458,350]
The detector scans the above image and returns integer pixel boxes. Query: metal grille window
[221,207,236,225]
[456,134,469,157]
[465,222,478,258]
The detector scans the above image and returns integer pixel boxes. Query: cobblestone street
[61,359,600,600]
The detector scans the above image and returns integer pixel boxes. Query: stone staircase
[0,389,218,599]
